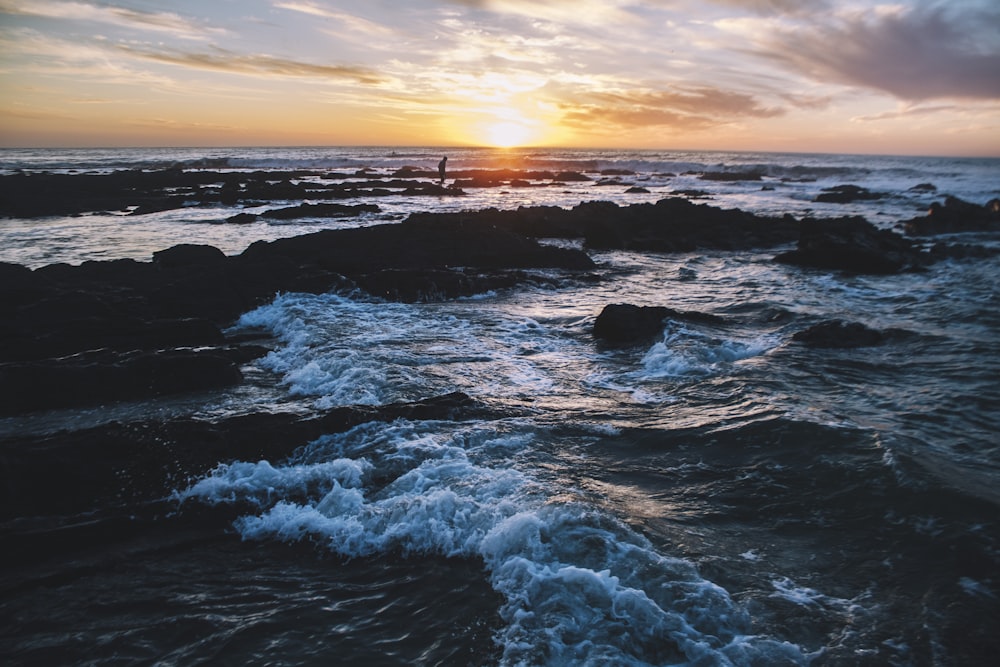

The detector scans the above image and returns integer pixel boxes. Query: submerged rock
[792,320,890,348]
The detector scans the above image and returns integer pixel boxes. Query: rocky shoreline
[2,181,996,414]
[2,170,998,565]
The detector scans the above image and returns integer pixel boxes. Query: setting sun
[485,121,534,148]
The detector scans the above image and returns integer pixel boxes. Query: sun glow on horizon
[484,120,534,148]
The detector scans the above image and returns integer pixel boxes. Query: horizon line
[1,144,998,161]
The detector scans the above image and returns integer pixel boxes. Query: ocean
[1,146,999,665]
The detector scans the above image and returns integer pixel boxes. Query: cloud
[126,117,242,133]
[0,106,75,121]
[851,104,958,123]
[0,0,220,39]
[706,0,830,15]
[274,2,397,39]
[444,0,637,27]
[114,44,388,85]
[272,1,338,19]
[752,4,1000,101]
[558,85,784,131]
[0,27,181,88]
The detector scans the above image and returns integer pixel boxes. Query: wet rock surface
[813,184,888,204]
[791,319,903,348]
[774,216,930,274]
[900,196,1000,235]
[1,218,594,415]
[406,197,802,252]
[593,303,723,344]
[0,392,489,565]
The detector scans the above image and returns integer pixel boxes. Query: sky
[1,0,998,155]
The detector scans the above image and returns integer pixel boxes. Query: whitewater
[2,146,999,666]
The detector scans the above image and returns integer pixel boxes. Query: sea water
[1,146,999,665]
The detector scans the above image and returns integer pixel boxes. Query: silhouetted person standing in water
[438,156,447,184]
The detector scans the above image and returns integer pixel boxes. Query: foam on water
[178,418,806,665]
[235,292,492,406]
[639,325,775,379]
[233,291,604,411]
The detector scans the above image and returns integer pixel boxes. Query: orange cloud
[559,85,784,131]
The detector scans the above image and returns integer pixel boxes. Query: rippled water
[2,147,998,665]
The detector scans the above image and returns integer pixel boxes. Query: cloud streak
[0,0,220,39]
[114,44,389,85]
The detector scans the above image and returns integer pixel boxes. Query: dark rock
[792,320,889,348]
[405,198,801,253]
[594,304,669,343]
[353,268,523,302]
[261,202,380,220]
[909,183,938,192]
[554,171,591,182]
[774,217,928,274]
[225,212,258,224]
[391,165,425,177]
[593,303,721,344]
[0,168,453,219]
[244,219,595,274]
[600,169,636,176]
[814,184,886,204]
[927,242,1000,261]
[153,244,227,268]
[0,347,243,414]
[626,186,651,193]
[900,196,1000,235]
[698,171,764,182]
[671,189,712,198]
[0,392,486,522]
[2,313,227,363]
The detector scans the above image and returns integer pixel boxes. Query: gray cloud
[707,0,830,15]
[755,5,1000,101]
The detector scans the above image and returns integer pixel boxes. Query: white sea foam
[232,291,606,410]
[178,418,807,665]
[639,325,774,379]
